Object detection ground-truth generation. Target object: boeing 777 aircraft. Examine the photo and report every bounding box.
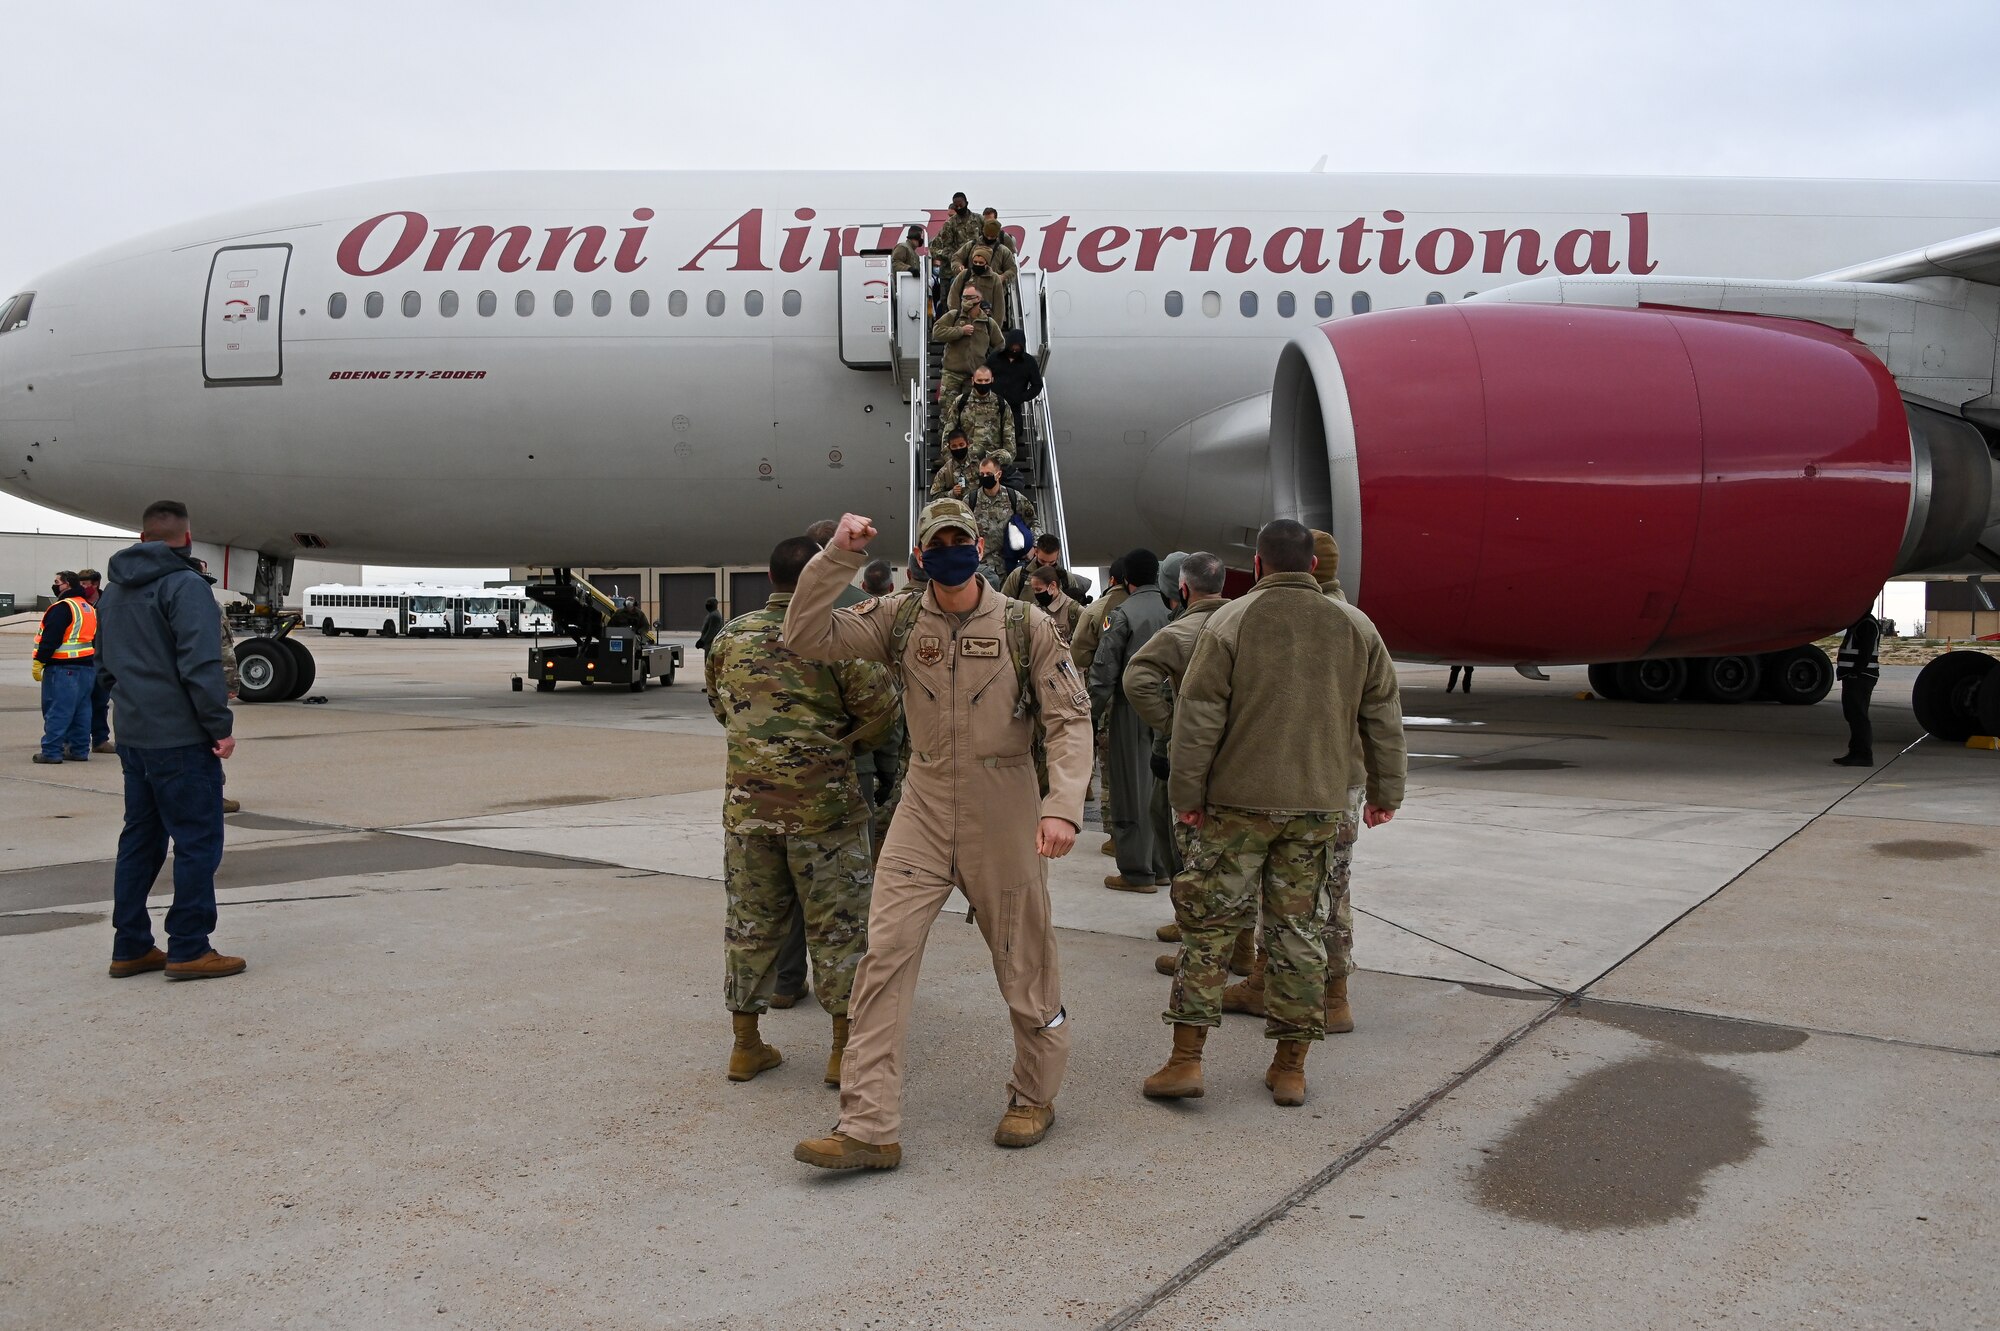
[3,170,1999,737]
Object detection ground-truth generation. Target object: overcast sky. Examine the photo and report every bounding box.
[3,0,1994,611]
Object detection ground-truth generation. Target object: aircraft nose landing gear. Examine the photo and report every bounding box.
[229,552,317,703]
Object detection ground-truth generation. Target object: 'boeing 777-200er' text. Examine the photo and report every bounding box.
[5,170,2000,735]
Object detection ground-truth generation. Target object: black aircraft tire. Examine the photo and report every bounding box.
[1615,657,1688,704]
[1690,654,1762,704]
[277,638,316,700]
[1586,663,1626,701]
[1912,650,1999,742]
[1763,646,1835,706]
[235,639,296,704]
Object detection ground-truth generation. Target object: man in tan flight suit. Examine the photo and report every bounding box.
[783,498,1094,1170]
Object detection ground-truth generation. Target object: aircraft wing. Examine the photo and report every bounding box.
[1814,224,2000,285]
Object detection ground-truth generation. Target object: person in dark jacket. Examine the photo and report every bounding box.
[33,570,97,763]
[985,328,1044,442]
[1834,611,1883,767]
[695,599,724,653]
[95,500,243,981]
[76,568,117,753]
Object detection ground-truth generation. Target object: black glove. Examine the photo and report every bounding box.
[1150,752,1171,781]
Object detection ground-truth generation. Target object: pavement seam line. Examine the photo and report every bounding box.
[1577,993,1999,1060]
[1569,734,1929,999]
[1351,904,1565,996]
[1096,997,1567,1331]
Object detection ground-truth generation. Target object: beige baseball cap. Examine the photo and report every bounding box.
[916,497,979,546]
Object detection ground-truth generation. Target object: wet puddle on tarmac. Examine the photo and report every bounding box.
[1870,839,1984,861]
[1472,1004,1806,1230]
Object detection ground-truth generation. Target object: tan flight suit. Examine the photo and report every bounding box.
[784,547,1094,1145]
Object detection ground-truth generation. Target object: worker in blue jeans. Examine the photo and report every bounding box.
[33,571,98,764]
[95,501,244,981]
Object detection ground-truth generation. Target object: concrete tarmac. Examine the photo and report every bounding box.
[2,632,1995,1330]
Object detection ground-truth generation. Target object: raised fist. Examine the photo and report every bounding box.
[833,513,877,553]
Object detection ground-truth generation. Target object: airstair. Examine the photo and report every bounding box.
[883,249,1070,572]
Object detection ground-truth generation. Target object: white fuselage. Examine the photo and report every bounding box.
[5,169,2000,565]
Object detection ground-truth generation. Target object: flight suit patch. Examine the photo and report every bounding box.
[855,598,878,615]
[959,637,1001,658]
[915,636,944,666]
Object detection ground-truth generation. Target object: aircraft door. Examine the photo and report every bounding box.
[203,243,291,383]
[837,252,893,369]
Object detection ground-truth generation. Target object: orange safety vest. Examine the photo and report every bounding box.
[37,596,97,661]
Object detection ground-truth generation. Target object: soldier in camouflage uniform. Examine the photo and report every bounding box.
[942,366,1017,460]
[705,536,899,1087]
[948,248,1009,326]
[933,195,983,277]
[970,455,1036,585]
[931,429,979,500]
[932,289,1006,407]
[1145,521,1404,1108]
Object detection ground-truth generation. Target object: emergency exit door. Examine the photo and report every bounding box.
[203,243,291,383]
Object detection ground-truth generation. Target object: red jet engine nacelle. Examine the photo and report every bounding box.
[1271,302,1923,664]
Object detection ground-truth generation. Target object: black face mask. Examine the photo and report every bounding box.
[973,383,991,394]
[950,449,968,463]
[972,264,988,274]
[1034,590,1055,608]
[980,473,999,489]
[51,584,63,597]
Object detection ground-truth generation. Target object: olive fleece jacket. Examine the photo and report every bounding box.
[1167,572,1405,815]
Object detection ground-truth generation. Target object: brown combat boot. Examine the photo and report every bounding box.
[1103,873,1158,894]
[1156,923,1182,943]
[1142,1023,1207,1099]
[1221,952,1267,1016]
[1325,975,1354,1034]
[794,1131,901,1170]
[1099,838,1118,857]
[163,950,246,981]
[108,947,166,979]
[824,1014,849,1086]
[727,1012,782,1082]
[1265,1039,1310,1106]
[1228,928,1256,976]
[994,1100,1055,1148]
[1154,952,1179,977]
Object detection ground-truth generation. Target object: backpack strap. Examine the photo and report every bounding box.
[886,592,926,695]
[1004,598,1036,721]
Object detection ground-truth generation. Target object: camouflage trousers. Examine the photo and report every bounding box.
[723,821,872,1016]
[1165,807,1338,1041]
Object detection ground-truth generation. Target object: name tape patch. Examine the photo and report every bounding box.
[959,637,1001,658]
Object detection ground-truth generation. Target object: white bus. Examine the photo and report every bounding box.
[455,591,507,637]
[302,583,452,637]
[501,586,556,635]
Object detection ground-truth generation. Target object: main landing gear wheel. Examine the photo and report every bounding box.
[1912,650,2000,742]
[234,639,296,704]
[1689,654,1762,704]
[1586,663,1626,700]
[1758,645,1834,706]
[1615,657,1688,704]
[276,637,316,700]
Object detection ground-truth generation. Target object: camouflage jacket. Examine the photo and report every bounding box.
[220,613,240,698]
[944,387,1016,458]
[953,236,1018,280]
[972,482,1036,571]
[705,593,899,835]
[891,241,921,273]
[931,454,978,499]
[934,211,983,269]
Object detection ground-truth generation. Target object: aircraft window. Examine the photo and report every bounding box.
[401,291,420,317]
[592,290,611,317]
[669,290,688,317]
[1425,291,1445,305]
[782,289,802,316]
[477,290,497,317]
[744,290,765,317]
[1314,291,1333,318]
[326,293,346,319]
[439,290,459,318]
[1201,290,1220,318]
[1240,291,1258,317]
[1464,290,1478,300]
[1277,291,1296,318]
[0,292,29,333]
[1164,290,1183,318]
[631,290,650,316]
[707,290,726,316]
[1351,291,1371,315]
[515,290,535,317]
[553,290,574,317]
[364,291,384,318]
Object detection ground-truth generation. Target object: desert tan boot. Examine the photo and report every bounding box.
[1324,975,1354,1034]
[1103,874,1158,894]
[1265,1039,1310,1107]
[1142,1023,1207,1099]
[1154,952,1179,977]
[1221,952,1266,1016]
[824,1014,849,1086]
[727,1012,782,1082]
[1156,923,1182,943]
[794,1131,901,1170]
[994,1100,1055,1148]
